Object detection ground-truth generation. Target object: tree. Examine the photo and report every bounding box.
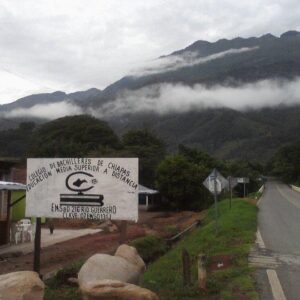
[28,115,120,157]
[178,144,223,171]
[0,122,36,157]
[156,155,212,210]
[122,129,166,187]
[272,141,300,184]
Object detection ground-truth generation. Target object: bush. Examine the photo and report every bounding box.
[46,260,84,288]
[142,199,258,299]
[163,225,179,238]
[130,235,168,263]
[45,260,85,300]
[156,155,211,210]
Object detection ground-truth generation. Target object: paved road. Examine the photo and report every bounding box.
[252,181,300,300]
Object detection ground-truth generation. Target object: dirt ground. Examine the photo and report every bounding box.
[0,210,205,277]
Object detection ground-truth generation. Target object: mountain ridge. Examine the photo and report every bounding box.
[1,30,300,109]
[1,30,300,161]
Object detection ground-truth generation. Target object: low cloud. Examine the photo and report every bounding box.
[92,78,300,118]
[131,47,258,76]
[4,78,300,120]
[5,101,84,119]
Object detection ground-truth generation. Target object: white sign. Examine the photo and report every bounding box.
[227,177,238,189]
[208,176,222,194]
[26,158,139,221]
[237,177,249,184]
[203,169,228,195]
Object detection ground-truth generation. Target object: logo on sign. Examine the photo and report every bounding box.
[60,171,104,206]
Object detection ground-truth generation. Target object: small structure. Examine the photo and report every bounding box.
[0,180,26,246]
[138,184,160,211]
[0,158,27,246]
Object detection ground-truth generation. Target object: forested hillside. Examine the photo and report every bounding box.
[1,31,300,162]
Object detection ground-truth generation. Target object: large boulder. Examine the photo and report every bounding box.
[78,244,146,287]
[115,244,146,273]
[0,271,45,300]
[80,279,159,300]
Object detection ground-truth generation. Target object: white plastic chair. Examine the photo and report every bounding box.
[19,219,31,226]
[19,219,33,242]
[14,224,22,244]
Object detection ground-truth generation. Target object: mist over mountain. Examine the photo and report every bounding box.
[0,88,102,112]
[1,30,300,161]
[94,30,300,103]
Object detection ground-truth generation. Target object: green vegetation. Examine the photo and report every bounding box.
[26,117,166,187]
[156,154,212,210]
[0,121,35,157]
[11,191,26,221]
[44,199,258,300]
[110,105,300,162]
[130,235,168,263]
[28,115,120,157]
[0,114,262,207]
[142,198,258,300]
[248,190,263,201]
[156,146,262,210]
[163,225,179,238]
[122,129,166,186]
[271,140,300,185]
[45,286,81,300]
[44,260,84,300]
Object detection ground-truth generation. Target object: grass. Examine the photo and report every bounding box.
[130,235,168,263]
[44,260,84,300]
[248,191,263,200]
[44,198,258,300]
[142,198,258,300]
[44,286,81,300]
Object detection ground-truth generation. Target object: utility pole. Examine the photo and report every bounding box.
[228,176,232,209]
[203,168,228,236]
[213,169,219,234]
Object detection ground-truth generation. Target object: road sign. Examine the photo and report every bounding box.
[227,176,238,189]
[203,168,228,235]
[237,177,249,184]
[227,176,239,209]
[26,158,139,221]
[203,169,228,195]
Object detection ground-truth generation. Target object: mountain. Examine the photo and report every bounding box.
[88,30,300,104]
[0,88,102,112]
[1,31,300,161]
[2,30,300,111]
[110,104,300,161]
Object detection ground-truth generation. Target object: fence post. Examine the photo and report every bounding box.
[119,220,127,244]
[198,253,207,289]
[182,248,191,286]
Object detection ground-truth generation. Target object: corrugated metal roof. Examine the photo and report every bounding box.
[0,157,21,163]
[0,181,26,191]
[138,184,158,195]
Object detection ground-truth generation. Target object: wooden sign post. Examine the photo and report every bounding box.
[33,217,41,275]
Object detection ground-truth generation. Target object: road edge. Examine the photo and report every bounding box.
[254,183,287,300]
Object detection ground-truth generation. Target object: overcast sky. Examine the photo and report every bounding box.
[0,0,299,104]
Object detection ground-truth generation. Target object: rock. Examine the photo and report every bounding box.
[67,277,79,286]
[80,279,159,300]
[115,244,146,273]
[0,271,45,300]
[108,223,118,233]
[98,220,118,232]
[78,244,146,287]
[98,220,111,229]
